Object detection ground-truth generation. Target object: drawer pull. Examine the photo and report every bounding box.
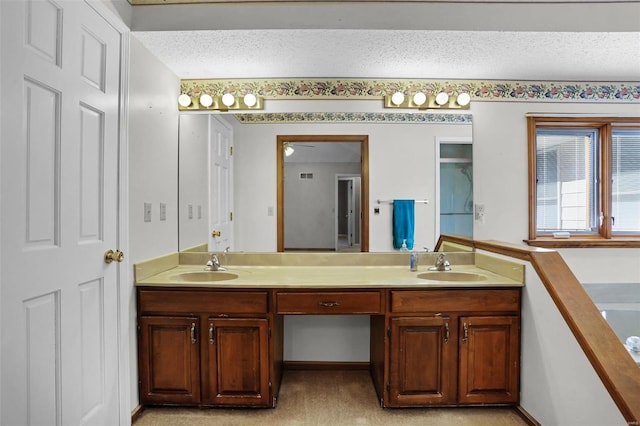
[462,322,469,343]
[209,324,215,344]
[444,322,449,343]
[190,322,197,344]
[319,301,340,307]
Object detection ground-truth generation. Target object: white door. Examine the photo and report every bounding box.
[347,179,354,246]
[1,1,123,424]
[208,116,234,252]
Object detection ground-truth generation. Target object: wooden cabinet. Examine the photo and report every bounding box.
[138,316,201,405]
[388,316,456,406]
[385,289,521,407]
[458,315,520,404]
[137,288,275,407]
[204,318,270,406]
[136,285,521,410]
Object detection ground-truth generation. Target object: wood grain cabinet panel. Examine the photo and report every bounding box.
[204,318,270,406]
[138,289,268,314]
[388,316,456,406]
[138,316,201,405]
[458,315,520,404]
[276,291,383,314]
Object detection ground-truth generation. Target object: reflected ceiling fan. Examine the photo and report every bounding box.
[283,142,315,156]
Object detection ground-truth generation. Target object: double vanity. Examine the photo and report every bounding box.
[135,250,524,409]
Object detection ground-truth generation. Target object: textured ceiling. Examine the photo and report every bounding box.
[130,1,640,82]
[134,29,640,81]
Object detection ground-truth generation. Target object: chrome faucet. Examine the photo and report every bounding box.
[205,253,226,271]
[430,253,451,271]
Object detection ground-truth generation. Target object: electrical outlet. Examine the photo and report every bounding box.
[475,203,485,222]
[144,202,152,222]
[188,204,193,219]
[267,206,274,216]
[159,203,166,221]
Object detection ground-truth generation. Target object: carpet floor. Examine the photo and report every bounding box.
[134,370,529,426]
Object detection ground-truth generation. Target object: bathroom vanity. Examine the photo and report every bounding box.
[135,252,523,409]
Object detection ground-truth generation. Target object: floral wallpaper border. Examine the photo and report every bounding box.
[235,112,472,125]
[181,79,640,103]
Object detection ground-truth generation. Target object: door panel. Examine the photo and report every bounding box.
[206,318,270,406]
[1,2,122,424]
[458,316,520,404]
[138,316,201,405]
[388,317,456,406]
[209,117,233,251]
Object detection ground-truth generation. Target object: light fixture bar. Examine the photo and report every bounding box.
[178,93,264,111]
[383,92,471,110]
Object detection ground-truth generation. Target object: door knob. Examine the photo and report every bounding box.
[211,230,221,237]
[104,249,124,264]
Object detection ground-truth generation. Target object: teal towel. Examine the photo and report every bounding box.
[393,200,415,249]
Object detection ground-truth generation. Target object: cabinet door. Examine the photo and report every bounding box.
[388,316,456,406]
[138,316,201,405]
[458,316,520,404]
[205,318,270,406]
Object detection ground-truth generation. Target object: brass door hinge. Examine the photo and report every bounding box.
[230,146,233,156]
[230,211,233,221]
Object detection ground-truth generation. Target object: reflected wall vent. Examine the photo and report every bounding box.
[299,172,314,180]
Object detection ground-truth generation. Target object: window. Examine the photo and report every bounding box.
[527,116,640,247]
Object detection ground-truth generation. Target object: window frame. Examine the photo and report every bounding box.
[526,115,640,248]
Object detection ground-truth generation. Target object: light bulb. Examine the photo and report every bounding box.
[222,93,235,107]
[199,94,213,107]
[284,144,294,156]
[435,92,449,106]
[412,92,427,106]
[391,92,405,106]
[456,92,471,107]
[243,93,257,107]
[178,94,192,107]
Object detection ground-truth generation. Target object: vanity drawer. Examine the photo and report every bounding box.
[390,289,520,313]
[138,289,269,314]
[276,291,383,314]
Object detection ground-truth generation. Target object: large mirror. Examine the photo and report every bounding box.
[178,113,473,253]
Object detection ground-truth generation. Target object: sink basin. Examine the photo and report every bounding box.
[172,271,238,282]
[417,271,487,282]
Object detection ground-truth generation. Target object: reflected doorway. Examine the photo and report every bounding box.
[336,175,361,252]
[435,138,473,238]
[277,135,369,252]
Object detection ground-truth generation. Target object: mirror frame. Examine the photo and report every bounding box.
[277,135,370,252]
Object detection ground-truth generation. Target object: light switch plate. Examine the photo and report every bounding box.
[197,205,202,219]
[188,204,193,219]
[159,203,166,221]
[144,202,152,222]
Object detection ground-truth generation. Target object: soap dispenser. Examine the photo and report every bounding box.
[410,250,418,272]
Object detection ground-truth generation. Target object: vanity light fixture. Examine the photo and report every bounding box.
[177,92,264,111]
[384,91,471,110]
[283,142,295,157]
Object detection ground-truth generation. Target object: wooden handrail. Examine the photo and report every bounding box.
[437,235,640,424]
